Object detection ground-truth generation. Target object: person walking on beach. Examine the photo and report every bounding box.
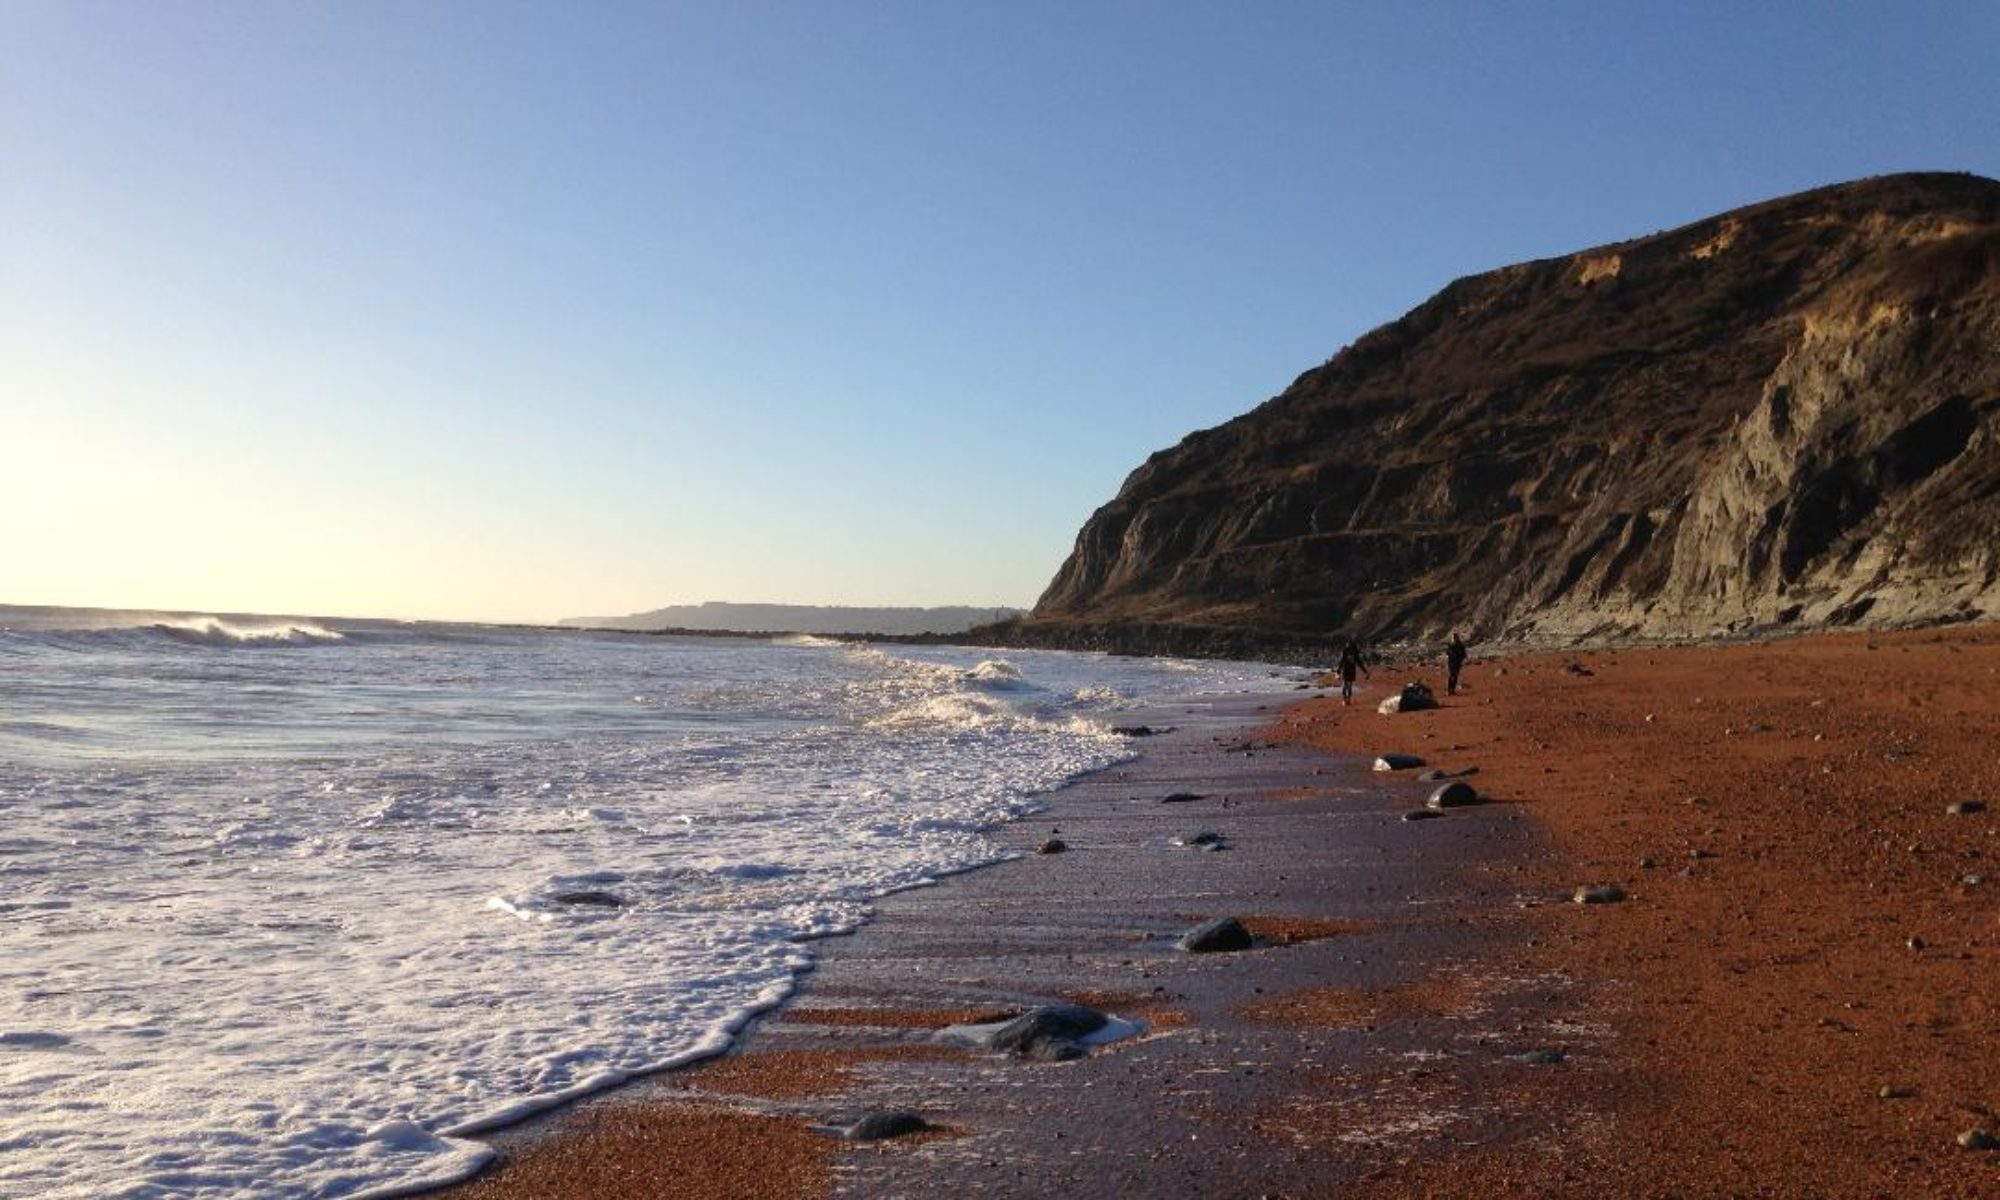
[1445,633,1468,696]
[1337,640,1369,706]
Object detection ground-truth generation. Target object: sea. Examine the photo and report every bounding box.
[0,606,1294,1199]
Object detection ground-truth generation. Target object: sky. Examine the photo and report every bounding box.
[3,3,1995,623]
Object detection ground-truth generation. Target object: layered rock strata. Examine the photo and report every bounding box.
[1026,173,1999,647]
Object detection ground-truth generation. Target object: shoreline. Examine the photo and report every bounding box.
[431,687,1541,1197]
[427,624,1998,1197]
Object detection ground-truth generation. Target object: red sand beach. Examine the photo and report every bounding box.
[435,626,1998,1198]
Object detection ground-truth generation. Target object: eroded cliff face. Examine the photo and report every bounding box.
[1028,173,1999,646]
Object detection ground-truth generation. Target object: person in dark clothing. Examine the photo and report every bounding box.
[1445,634,1468,695]
[1337,640,1369,706]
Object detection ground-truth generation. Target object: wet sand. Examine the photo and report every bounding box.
[434,690,1545,1197]
[435,627,1998,1198]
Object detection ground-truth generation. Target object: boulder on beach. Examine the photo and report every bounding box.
[1175,831,1226,848]
[1160,791,1206,804]
[1178,916,1254,953]
[1427,780,1480,809]
[1402,809,1444,822]
[1574,884,1627,905]
[1377,683,1438,715]
[843,1111,930,1141]
[1036,838,1068,855]
[1373,753,1426,771]
[982,1004,1110,1061]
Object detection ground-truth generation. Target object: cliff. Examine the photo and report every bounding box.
[1025,172,2000,648]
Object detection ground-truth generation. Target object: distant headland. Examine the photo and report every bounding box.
[559,601,1026,637]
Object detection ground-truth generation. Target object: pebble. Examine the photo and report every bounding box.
[1906,936,1926,951]
[1574,884,1626,905]
[1160,792,1206,804]
[1036,838,1067,855]
[1402,810,1443,822]
[1878,1085,1913,1099]
[1639,857,1657,869]
[1510,1048,1568,1065]
[1373,753,1426,772]
[983,1004,1109,1060]
[1178,917,1254,953]
[1946,800,1987,815]
[1959,1128,1999,1151]
[1427,781,1480,810]
[1175,831,1226,848]
[844,1112,930,1141]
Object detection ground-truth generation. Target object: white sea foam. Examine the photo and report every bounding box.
[0,613,1281,1199]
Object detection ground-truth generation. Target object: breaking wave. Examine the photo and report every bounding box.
[149,617,346,646]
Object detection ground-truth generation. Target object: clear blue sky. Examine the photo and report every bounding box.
[4,2,1994,622]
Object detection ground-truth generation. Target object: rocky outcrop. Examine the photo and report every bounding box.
[1024,173,1999,647]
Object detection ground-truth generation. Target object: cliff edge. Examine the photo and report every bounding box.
[1026,173,1999,648]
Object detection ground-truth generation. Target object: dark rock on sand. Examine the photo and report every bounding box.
[1958,1128,1999,1151]
[1378,683,1437,715]
[1945,800,1986,815]
[1373,753,1426,771]
[1178,917,1254,953]
[1160,791,1207,804]
[983,1005,1109,1061]
[1111,725,1164,737]
[1036,838,1068,855]
[1427,781,1480,809]
[1023,1037,1088,1062]
[1574,884,1627,904]
[1175,831,1226,848]
[1402,810,1444,822]
[551,890,625,908]
[844,1112,930,1141]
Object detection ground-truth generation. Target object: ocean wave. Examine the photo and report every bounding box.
[963,659,1028,688]
[2,615,348,652]
[149,617,346,646]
